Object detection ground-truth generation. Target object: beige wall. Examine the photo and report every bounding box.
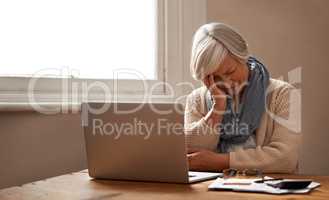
[208,0,329,174]
[0,112,86,189]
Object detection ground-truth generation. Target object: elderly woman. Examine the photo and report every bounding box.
[185,22,300,173]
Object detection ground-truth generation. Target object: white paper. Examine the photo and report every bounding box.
[208,177,321,194]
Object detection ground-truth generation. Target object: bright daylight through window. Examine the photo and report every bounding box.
[0,0,157,80]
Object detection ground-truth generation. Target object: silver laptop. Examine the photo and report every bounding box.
[82,102,221,183]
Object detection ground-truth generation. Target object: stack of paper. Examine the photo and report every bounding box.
[208,176,320,194]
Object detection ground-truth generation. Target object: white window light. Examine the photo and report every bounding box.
[0,0,157,80]
[0,0,206,105]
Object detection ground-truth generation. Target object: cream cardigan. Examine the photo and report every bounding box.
[184,78,301,173]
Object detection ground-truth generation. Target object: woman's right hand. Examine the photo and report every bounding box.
[202,75,228,127]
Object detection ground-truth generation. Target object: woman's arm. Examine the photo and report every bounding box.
[229,85,301,173]
[184,86,229,171]
[184,75,227,150]
[187,148,229,172]
[184,89,221,151]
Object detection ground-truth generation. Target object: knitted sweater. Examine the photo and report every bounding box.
[184,78,301,173]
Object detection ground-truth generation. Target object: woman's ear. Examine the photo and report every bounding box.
[202,75,210,87]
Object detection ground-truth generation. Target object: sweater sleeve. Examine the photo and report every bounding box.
[184,89,220,151]
[229,85,301,173]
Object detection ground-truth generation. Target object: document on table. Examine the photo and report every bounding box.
[208,176,320,194]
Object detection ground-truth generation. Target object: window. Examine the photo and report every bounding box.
[0,0,207,105]
[0,0,156,79]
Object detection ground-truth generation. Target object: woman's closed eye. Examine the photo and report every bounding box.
[224,66,237,75]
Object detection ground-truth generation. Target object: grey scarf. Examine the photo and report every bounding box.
[206,56,270,153]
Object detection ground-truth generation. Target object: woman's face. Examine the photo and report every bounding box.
[211,54,249,95]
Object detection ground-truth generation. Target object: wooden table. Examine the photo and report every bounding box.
[0,170,328,200]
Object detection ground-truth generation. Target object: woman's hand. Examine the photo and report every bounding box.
[187,148,229,172]
[202,75,228,127]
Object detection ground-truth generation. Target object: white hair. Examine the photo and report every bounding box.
[190,22,249,80]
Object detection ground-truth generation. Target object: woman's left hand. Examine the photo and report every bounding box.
[187,148,229,172]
